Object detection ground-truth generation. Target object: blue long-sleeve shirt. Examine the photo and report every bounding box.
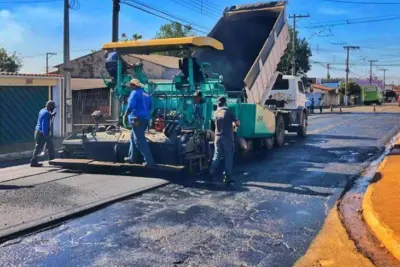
[126,88,152,121]
[35,108,51,136]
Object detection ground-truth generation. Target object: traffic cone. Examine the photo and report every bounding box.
[340,106,342,112]
[330,105,333,111]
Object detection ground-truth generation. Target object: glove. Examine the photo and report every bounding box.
[122,116,128,128]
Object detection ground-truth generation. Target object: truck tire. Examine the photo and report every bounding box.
[297,111,307,137]
[274,114,285,147]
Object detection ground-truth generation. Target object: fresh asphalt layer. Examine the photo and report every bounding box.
[1,112,399,267]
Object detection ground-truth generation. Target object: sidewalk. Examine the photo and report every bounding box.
[362,138,400,261]
[0,137,64,163]
[329,103,400,114]
[0,163,168,242]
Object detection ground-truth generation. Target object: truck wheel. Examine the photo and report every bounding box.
[274,114,285,147]
[297,111,307,137]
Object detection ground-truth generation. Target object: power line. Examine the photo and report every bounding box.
[306,16,400,28]
[325,0,400,4]
[121,1,209,34]
[126,0,210,30]
[167,0,220,18]
[21,48,96,59]
[306,14,400,25]
[191,0,224,14]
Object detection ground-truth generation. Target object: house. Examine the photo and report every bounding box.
[53,51,181,127]
[53,50,180,80]
[307,83,340,106]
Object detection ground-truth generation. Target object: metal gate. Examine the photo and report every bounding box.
[73,88,110,127]
[0,86,48,145]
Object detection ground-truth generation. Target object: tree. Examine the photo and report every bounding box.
[154,22,195,56]
[277,26,312,77]
[339,80,362,95]
[120,33,143,41]
[0,47,22,72]
[155,22,194,39]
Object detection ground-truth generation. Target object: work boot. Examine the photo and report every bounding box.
[143,162,156,168]
[124,157,134,164]
[30,161,43,167]
[223,175,235,185]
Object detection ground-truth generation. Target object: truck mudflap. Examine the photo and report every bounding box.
[49,159,185,172]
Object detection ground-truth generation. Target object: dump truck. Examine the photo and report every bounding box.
[50,1,308,174]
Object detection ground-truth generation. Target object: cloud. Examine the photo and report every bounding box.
[0,10,26,47]
[317,6,348,16]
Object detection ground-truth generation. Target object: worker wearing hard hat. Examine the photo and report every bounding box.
[30,100,56,167]
[209,96,240,185]
[123,79,155,167]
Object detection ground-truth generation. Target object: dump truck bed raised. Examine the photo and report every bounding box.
[194,1,289,105]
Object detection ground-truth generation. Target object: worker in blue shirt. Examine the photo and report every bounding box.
[30,100,56,167]
[123,79,155,167]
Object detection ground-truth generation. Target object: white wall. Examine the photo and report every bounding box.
[52,79,63,137]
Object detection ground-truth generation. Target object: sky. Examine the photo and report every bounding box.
[1,0,400,84]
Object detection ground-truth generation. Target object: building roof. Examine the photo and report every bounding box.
[71,78,107,90]
[312,83,334,92]
[71,78,176,91]
[0,72,62,77]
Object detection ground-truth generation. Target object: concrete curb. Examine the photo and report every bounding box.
[362,145,400,262]
[0,151,32,162]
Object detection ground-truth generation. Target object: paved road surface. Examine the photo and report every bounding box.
[1,113,399,267]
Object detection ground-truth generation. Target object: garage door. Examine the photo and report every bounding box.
[0,86,48,145]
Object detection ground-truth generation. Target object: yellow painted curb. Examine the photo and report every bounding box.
[362,158,400,262]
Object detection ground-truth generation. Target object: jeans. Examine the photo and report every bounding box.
[210,137,235,176]
[128,118,155,165]
[31,130,55,163]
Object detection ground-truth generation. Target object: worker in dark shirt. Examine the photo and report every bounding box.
[123,79,155,167]
[105,50,133,82]
[30,100,56,167]
[209,96,240,184]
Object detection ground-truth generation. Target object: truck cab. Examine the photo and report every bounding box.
[269,75,307,110]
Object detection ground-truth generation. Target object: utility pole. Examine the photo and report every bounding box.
[327,63,331,79]
[380,68,388,99]
[343,46,360,106]
[289,14,310,76]
[112,0,120,42]
[63,0,72,134]
[369,60,378,85]
[46,52,57,74]
[111,0,120,122]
